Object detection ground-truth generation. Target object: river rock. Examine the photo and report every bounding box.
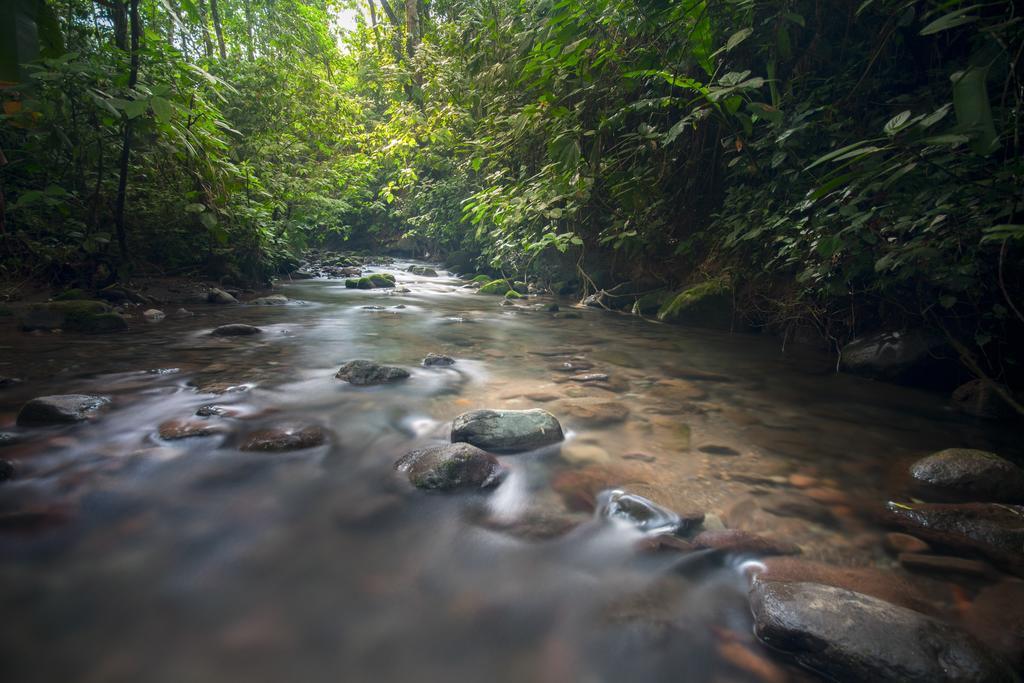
[240,425,327,452]
[207,288,238,304]
[596,488,694,535]
[394,443,505,490]
[423,353,455,367]
[407,265,438,277]
[559,399,629,426]
[749,580,1014,683]
[17,394,110,426]
[692,529,801,556]
[158,419,226,440]
[951,379,1017,419]
[910,448,1024,502]
[884,532,931,554]
[451,408,564,452]
[250,295,289,305]
[0,376,23,389]
[335,360,410,386]
[897,553,993,577]
[0,432,21,448]
[839,330,950,385]
[211,324,262,337]
[21,300,128,333]
[885,501,1024,576]
[0,460,14,481]
[143,308,166,322]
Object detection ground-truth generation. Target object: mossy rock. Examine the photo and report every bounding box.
[21,300,127,333]
[657,280,732,329]
[471,274,491,284]
[367,273,396,288]
[632,290,669,315]
[345,279,359,288]
[479,279,512,295]
[505,290,524,299]
[53,288,89,301]
[513,281,528,294]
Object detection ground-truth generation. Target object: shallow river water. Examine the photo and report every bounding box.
[0,262,1018,682]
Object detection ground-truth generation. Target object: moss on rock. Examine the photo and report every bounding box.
[657,279,732,329]
[479,279,512,295]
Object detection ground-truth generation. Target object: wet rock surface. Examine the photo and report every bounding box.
[909,448,1024,502]
[422,353,455,367]
[595,488,698,535]
[394,443,504,490]
[335,360,410,386]
[451,408,564,452]
[250,295,289,305]
[240,425,327,452]
[211,323,263,337]
[207,288,238,304]
[158,419,227,440]
[17,394,110,426]
[749,580,1014,683]
[885,501,1024,576]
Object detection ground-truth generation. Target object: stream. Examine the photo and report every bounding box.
[0,261,1019,682]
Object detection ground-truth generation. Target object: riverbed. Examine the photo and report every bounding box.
[0,261,1019,682]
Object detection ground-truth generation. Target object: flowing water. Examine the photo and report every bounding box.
[0,262,1017,682]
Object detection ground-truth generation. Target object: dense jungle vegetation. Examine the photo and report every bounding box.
[2,0,1023,394]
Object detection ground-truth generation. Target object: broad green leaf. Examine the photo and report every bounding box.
[150,96,172,124]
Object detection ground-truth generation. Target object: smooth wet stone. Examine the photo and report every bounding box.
[451,408,564,452]
[207,288,238,304]
[595,489,694,535]
[952,379,1016,419]
[211,324,262,337]
[560,442,611,465]
[569,373,609,383]
[195,404,241,418]
[0,376,23,388]
[143,308,165,322]
[394,443,504,490]
[250,295,289,305]
[0,432,21,448]
[691,529,800,556]
[885,501,1024,576]
[0,460,14,481]
[423,353,455,367]
[750,580,1014,683]
[335,360,410,386]
[158,419,226,440]
[560,399,629,426]
[17,394,110,426]
[752,557,937,615]
[240,425,327,452]
[910,449,1024,502]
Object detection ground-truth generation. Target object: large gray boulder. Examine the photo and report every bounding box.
[207,288,238,304]
[17,394,110,426]
[750,580,1014,682]
[395,443,505,490]
[451,408,563,452]
[910,449,1024,502]
[335,360,410,386]
[839,330,950,385]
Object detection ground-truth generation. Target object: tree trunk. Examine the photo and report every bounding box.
[243,0,255,60]
[113,0,141,264]
[405,0,419,58]
[198,0,214,59]
[210,0,226,59]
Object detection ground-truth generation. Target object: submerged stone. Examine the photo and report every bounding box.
[158,419,226,440]
[211,324,262,337]
[691,529,800,556]
[17,394,110,426]
[240,424,327,452]
[451,408,564,452]
[423,353,455,367]
[335,360,410,386]
[250,295,289,305]
[395,443,505,490]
